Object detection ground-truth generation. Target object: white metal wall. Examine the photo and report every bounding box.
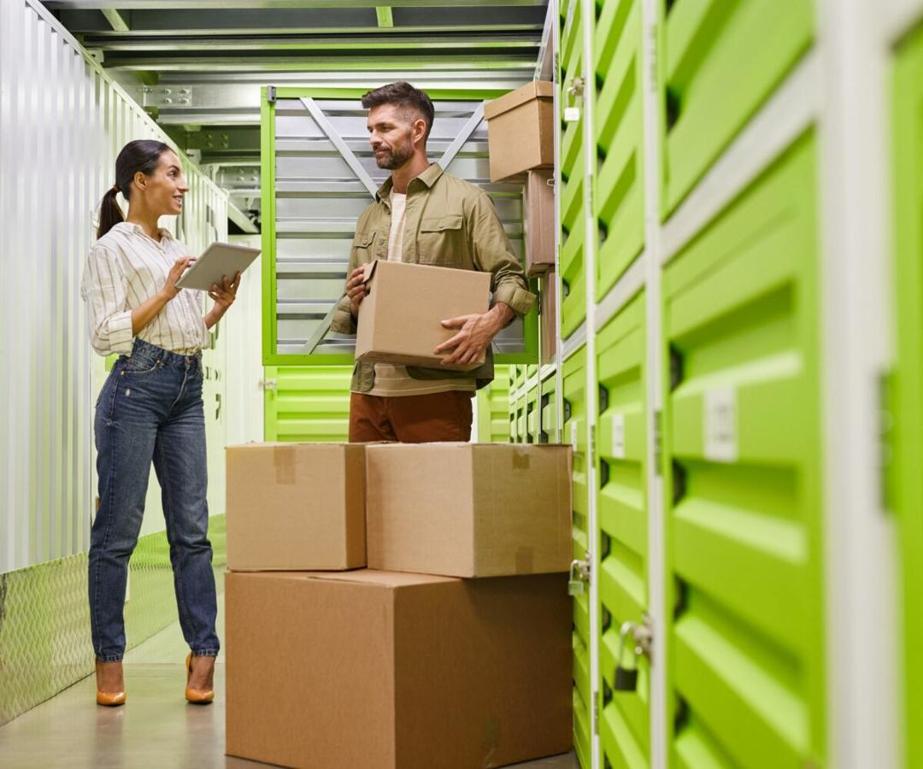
[0,0,228,572]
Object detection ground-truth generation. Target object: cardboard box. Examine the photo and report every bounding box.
[524,169,556,276]
[366,443,572,577]
[540,272,557,365]
[484,81,554,182]
[355,260,491,372]
[226,569,572,769]
[226,443,366,571]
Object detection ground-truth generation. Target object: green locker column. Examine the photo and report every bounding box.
[659,0,813,216]
[564,349,591,769]
[594,0,645,298]
[526,385,540,444]
[662,135,824,768]
[540,375,560,444]
[596,293,648,768]
[264,366,353,442]
[559,0,588,337]
[892,32,923,769]
[476,364,511,443]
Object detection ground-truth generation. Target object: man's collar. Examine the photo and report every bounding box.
[375,162,444,203]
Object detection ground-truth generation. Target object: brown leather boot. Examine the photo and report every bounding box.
[185,653,215,704]
[95,660,126,706]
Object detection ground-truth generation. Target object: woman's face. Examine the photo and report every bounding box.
[135,150,188,215]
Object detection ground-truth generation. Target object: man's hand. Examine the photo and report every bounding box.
[435,303,515,367]
[160,257,194,300]
[346,266,369,317]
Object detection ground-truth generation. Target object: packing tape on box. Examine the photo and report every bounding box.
[511,448,531,470]
[273,446,296,485]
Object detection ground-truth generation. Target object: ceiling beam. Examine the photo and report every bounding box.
[80,23,544,37]
[101,8,130,31]
[88,36,540,52]
[105,54,537,71]
[376,7,394,27]
[46,0,546,8]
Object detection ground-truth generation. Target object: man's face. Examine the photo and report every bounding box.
[367,103,423,170]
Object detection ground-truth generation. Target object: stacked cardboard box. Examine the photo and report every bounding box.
[225,441,574,769]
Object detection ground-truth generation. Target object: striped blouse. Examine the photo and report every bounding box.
[81,222,209,356]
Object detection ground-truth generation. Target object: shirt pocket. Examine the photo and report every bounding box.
[350,230,377,264]
[417,213,466,266]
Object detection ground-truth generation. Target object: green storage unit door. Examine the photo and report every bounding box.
[476,364,512,443]
[527,386,540,444]
[559,0,588,338]
[594,0,645,299]
[564,348,592,769]
[517,399,529,445]
[541,377,560,444]
[263,365,353,442]
[660,0,813,216]
[596,292,649,769]
[662,134,824,769]
[892,33,923,769]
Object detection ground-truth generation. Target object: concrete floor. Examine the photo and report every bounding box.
[0,592,578,769]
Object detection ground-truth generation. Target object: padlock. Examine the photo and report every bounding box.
[613,620,638,691]
[563,106,581,123]
[564,77,584,123]
[567,559,585,596]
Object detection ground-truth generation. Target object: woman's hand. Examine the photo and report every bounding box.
[160,256,194,300]
[208,272,241,311]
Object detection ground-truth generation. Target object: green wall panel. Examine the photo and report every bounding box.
[594,0,645,299]
[892,31,923,769]
[476,364,512,443]
[560,0,589,339]
[660,0,813,216]
[663,134,824,769]
[541,376,560,444]
[564,348,591,768]
[597,292,649,769]
[264,365,352,442]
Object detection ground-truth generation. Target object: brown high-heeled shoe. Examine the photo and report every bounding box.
[95,660,126,707]
[185,652,215,704]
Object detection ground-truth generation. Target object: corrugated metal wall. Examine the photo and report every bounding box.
[0,0,227,574]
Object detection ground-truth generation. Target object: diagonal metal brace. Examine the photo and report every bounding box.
[437,101,485,172]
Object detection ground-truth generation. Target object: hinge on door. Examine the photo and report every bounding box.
[653,409,663,475]
[592,694,600,735]
[878,369,895,514]
[267,85,277,104]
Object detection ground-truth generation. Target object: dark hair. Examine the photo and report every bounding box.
[361,81,435,141]
[97,139,172,239]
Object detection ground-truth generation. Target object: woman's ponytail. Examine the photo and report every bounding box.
[96,140,171,240]
[96,185,124,239]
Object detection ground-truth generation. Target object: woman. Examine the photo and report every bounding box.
[81,140,240,706]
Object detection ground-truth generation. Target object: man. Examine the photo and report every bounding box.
[331,81,535,442]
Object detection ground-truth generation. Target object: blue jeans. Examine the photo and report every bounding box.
[89,339,220,662]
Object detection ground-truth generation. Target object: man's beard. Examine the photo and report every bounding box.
[375,142,414,170]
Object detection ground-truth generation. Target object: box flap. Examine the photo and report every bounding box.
[484,80,554,120]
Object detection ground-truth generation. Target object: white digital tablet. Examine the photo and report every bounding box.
[176,242,261,291]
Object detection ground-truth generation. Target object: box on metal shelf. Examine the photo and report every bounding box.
[355,260,491,372]
[366,443,573,578]
[226,443,366,571]
[524,169,556,276]
[484,80,555,182]
[225,569,573,769]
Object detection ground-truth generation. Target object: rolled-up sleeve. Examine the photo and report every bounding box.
[80,243,134,356]
[470,193,536,317]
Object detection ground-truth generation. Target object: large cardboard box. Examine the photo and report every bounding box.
[226,443,366,571]
[484,81,554,182]
[524,169,555,276]
[226,569,572,769]
[366,443,572,577]
[355,260,491,372]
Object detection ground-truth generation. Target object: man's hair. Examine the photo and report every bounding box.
[361,81,435,141]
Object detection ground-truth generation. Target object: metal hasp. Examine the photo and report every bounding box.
[568,552,591,596]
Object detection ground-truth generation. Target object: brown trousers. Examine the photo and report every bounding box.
[348,391,473,443]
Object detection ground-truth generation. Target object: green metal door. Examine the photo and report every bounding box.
[559,0,588,338]
[892,32,923,769]
[659,0,813,216]
[594,0,645,299]
[597,292,648,768]
[263,365,352,442]
[564,348,591,769]
[476,364,512,443]
[541,375,560,444]
[662,134,824,768]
